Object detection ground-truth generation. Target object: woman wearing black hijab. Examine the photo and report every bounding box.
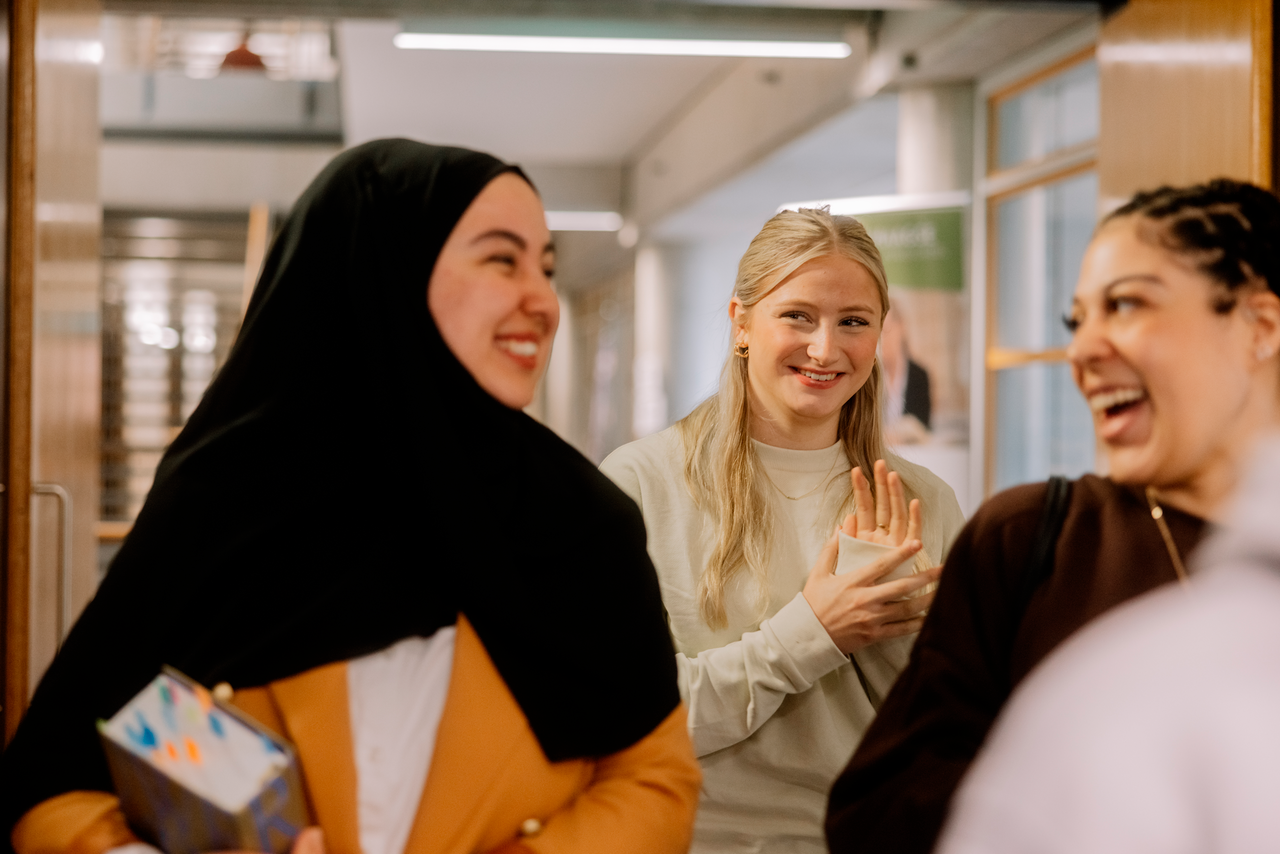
[0,139,700,854]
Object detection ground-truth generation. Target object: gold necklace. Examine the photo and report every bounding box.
[761,455,844,501]
[1145,486,1190,586]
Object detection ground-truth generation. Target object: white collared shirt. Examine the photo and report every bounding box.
[347,628,456,854]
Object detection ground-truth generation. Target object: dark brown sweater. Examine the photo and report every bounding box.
[825,475,1206,854]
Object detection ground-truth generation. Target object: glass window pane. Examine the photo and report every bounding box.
[996,58,1098,170]
[994,362,1095,492]
[995,170,1098,351]
[102,215,249,524]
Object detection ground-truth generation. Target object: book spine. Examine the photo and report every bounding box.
[236,763,308,854]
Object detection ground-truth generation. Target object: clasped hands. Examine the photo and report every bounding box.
[803,460,941,655]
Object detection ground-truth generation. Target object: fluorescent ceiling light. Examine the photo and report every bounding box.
[1097,41,1250,66]
[778,191,971,216]
[38,38,103,65]
[393,32,851,58]
[545,211,624,232]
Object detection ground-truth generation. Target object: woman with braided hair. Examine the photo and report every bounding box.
[826,178,1280,854]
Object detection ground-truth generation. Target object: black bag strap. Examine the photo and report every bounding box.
[1018,475,1073,610]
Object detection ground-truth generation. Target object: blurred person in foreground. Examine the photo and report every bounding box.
[938,433,1280,854]
[826,179,1280,853]
[601,208,966,854]
[0,139,700,854]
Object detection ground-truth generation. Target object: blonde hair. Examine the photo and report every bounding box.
[676,208,924,630]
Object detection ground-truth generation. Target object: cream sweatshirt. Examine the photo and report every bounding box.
[601,427,966,854]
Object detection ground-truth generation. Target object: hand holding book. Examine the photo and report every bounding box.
[211,825,325,854]
[98,669,312,854]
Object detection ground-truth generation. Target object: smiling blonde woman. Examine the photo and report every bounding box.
[601,208,965,854]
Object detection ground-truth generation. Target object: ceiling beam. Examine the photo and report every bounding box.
[628,42,868,226]
[104,0,867,21]
[103,0,1103,19]
[627,4,1093,227]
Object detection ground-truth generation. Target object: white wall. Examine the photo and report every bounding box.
[664,238,743,422]
[101,141,340,211]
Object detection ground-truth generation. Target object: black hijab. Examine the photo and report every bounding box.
[0,139,678,838]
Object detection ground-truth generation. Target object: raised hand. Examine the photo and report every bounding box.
[802,529,940,654]
[845,460,922,549]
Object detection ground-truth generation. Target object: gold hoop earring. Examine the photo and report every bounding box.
[734,344,749,358]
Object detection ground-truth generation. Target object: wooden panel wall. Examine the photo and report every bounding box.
[1099,0,1272,207]
[27,0,101,693]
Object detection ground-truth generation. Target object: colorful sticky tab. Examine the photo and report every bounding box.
[160,682,178,732]
[125,711,158,750]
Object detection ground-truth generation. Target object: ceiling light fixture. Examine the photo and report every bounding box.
[545,211,624,232]
[393,32,851,59]
[778,191,971,216]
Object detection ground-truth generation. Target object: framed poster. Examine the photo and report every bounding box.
[856,206,968,450]
[780,193,972,508]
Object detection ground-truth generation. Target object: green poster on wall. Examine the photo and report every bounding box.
[856,207,965,291]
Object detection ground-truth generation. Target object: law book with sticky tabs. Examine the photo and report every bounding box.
[97,667,310,854]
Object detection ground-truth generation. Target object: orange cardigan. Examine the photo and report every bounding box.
[13,617,700,854]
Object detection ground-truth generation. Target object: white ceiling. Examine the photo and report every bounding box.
[338,19,737,165]
[652,92,899,241]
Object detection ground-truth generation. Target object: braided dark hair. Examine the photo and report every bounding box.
[1104,178,1280,311]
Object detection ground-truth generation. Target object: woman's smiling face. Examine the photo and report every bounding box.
[427,173,558,409]
[732,253,883,445]
[1067,215,1271,493]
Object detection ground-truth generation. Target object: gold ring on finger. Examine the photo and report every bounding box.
[877,524,890,531]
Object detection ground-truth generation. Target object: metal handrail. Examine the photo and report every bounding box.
[33,483,72,646]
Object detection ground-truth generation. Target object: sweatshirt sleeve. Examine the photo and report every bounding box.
[603,441,847,757]
[680,516,964,757]
[676,592,848,757]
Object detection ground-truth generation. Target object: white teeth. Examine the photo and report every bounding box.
[498,339,538,357]
[1089,387,1146,413]
[799,369,838,382]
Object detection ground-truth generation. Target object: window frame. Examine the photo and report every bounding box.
[980,46,1099,495]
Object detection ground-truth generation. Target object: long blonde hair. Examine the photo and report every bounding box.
[676,208,919,630]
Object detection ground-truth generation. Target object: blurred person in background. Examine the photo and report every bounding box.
[879,297,932,446]
[826,179,1280,854]
[0,139,700,854]
[938,433,1280,854]
[602,208,966,854]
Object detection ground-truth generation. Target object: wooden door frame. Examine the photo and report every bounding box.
[4,0,36,744]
